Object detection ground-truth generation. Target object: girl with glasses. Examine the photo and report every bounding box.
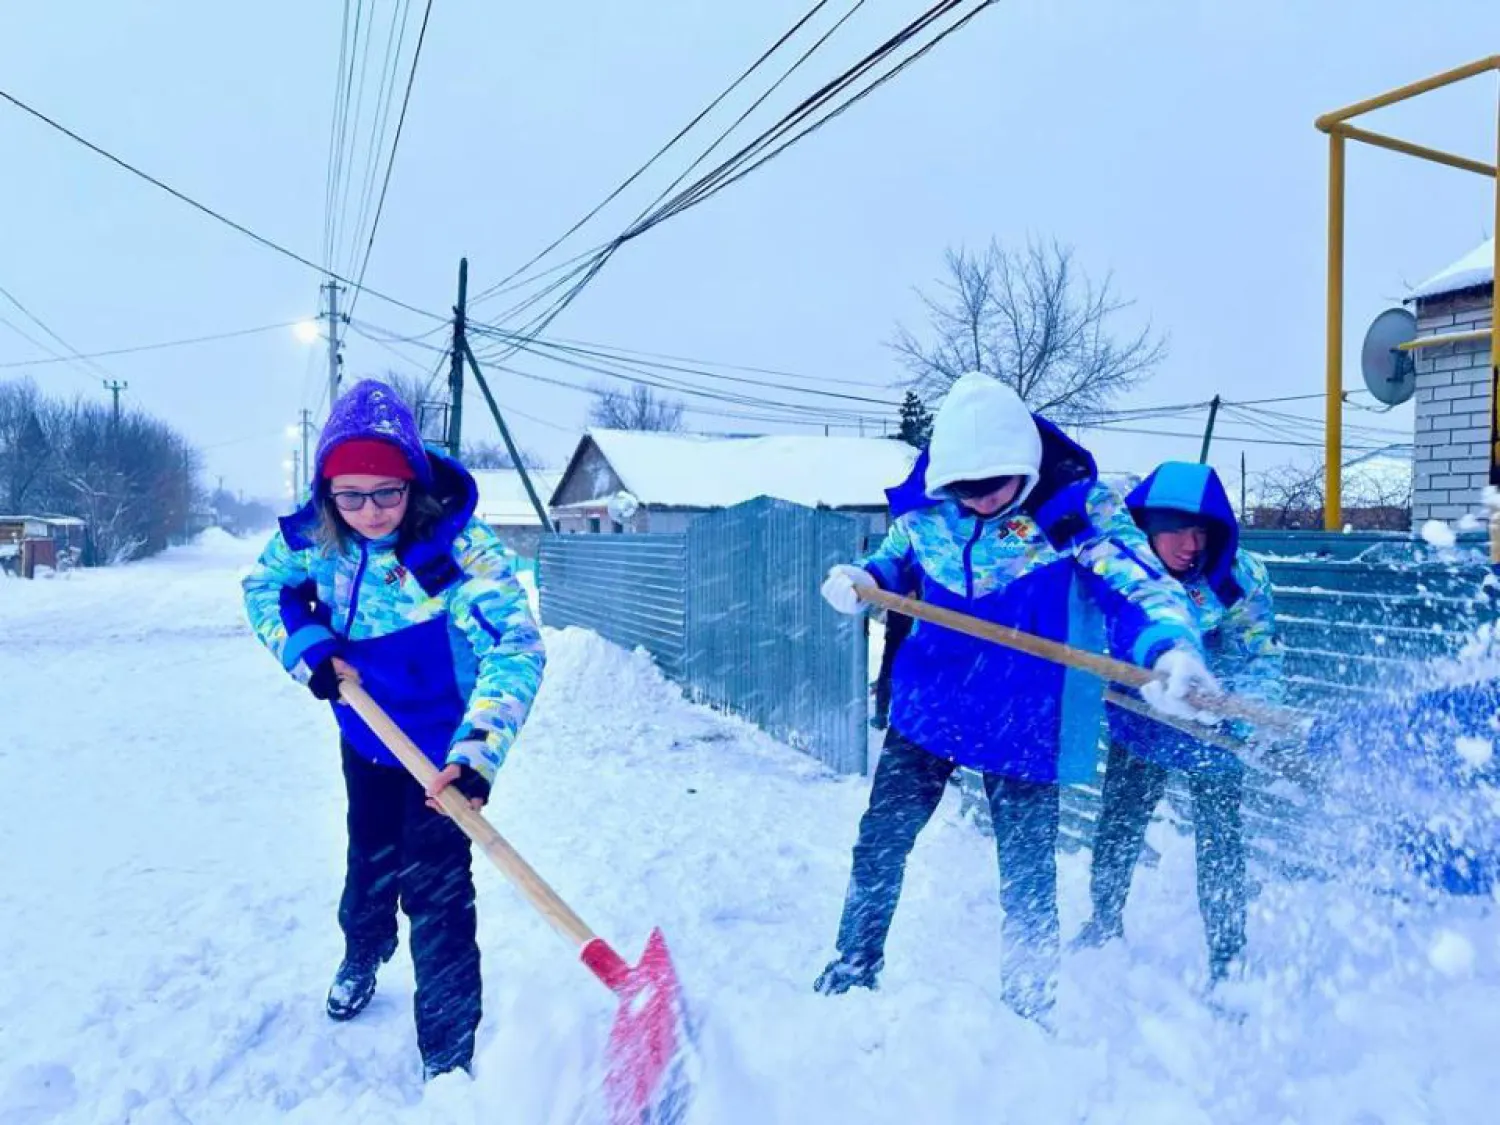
[241,379,546,1081]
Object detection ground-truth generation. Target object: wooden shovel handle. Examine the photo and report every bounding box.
[859,587,1304,735]
[339,681,598,949]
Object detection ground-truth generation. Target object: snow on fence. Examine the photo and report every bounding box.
[538,496,870,775]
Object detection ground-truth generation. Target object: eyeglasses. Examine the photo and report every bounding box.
[950,475,1017,500]
[331,484,409,512]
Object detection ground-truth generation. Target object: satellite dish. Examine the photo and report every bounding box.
[1360,307,1418,406]
[606,490,639,524]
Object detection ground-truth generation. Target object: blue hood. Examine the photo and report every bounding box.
[884,415,1097,523]
[1126,462,1242,602]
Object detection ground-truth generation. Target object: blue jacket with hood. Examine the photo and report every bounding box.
[1108,461,1284,771]
[860,374,1202,783]
[241,380,546,783]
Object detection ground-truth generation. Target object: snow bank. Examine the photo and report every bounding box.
[2,541,1498,1123]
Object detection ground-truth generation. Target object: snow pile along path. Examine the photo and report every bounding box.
[1,532,1498,1124]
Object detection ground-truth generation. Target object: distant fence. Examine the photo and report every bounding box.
[539,497,869,775]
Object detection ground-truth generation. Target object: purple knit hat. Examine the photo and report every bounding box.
[314,379,433,487]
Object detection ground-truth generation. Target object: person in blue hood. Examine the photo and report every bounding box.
[1076,461,1283,985]
[242,379,546,1079]
[815,374,1213,1020]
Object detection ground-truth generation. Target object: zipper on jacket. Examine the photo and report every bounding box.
[962,517,985,601]
[342,540,371,639]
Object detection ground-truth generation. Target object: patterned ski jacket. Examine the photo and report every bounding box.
[866,420,1202,784]
[1108,461,1283,771]
[242,382,544,782]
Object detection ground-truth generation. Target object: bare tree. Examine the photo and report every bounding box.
[891,238,1167,422]
[0,379,64,513]
[368,369,449,444]
[1249,461,1412,530]
[588,382,685,432]
[460,441,542,470]
[1250,464,1325,530]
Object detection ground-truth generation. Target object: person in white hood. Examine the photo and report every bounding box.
[816,372,1213,1020]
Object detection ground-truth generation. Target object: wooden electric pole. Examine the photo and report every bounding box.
[447,258,468,457]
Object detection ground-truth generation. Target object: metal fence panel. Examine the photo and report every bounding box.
[685,498,869,775]
[538,535,688,679]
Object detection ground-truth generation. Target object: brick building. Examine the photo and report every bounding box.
[1408,237,1495,524]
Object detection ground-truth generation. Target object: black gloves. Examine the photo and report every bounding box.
[452,765,492,805]
[307,656,343,702]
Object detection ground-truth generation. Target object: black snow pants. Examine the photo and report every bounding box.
[1089,738,1247,976]
[338,741,482,1074]
[833,730,1061,1017]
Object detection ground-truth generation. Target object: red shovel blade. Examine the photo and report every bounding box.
[581,928,694,1125]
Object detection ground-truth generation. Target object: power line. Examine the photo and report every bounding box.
[0,321,299,368]
[334,0,381,278]
[323,0,356,270]
[490,361,886,429]
[469,0,846,306]
[346,0,435,324]
[348,0,415,277]
[0,283,118,384]
[0,86,444,322]
[327,0,370,272]
[1077,420,1403,454]
[633,1,989,238]
[470,1,995,353]
[472,328,901,408]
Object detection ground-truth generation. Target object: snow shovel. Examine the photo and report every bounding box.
[857,587,1307,738]
[339,680,694,1125]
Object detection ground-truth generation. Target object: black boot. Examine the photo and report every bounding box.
[813,955,883,995]
[326,941,396,1022]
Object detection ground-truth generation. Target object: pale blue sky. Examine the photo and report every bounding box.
[2,1,1497,500]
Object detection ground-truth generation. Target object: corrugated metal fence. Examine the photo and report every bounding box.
[539,497,869,775]
[541,509,1498,881]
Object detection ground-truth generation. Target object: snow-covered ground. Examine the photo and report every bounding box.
[2,532,1498,1124]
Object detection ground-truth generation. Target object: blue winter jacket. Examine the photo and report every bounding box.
[1108,462,1284,772]
[863,422,1202,783]
[241,381,545,782]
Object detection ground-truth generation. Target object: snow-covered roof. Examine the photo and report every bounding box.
[571,430,920,509]
[1409,237,1494,301]
[472,469,561,526]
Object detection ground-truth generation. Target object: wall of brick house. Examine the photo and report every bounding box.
[1411,287,1494,524]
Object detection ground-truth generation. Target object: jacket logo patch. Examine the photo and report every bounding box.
[386,564,409,586]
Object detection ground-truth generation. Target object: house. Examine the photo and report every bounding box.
[0,515,87,577]
[472,468,562,559]
[547,430,921,536]
[1406,237,1495,524]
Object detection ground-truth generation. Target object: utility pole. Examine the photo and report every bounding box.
[300,408,313,495]
[447,258,468,456]
[104,380,128,425]
[1240,449,1248,521]
[1198,395,1222,463]
[322,279,344,408]
[462,340,554,533]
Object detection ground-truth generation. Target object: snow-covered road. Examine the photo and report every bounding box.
[1,532,1496,1124]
